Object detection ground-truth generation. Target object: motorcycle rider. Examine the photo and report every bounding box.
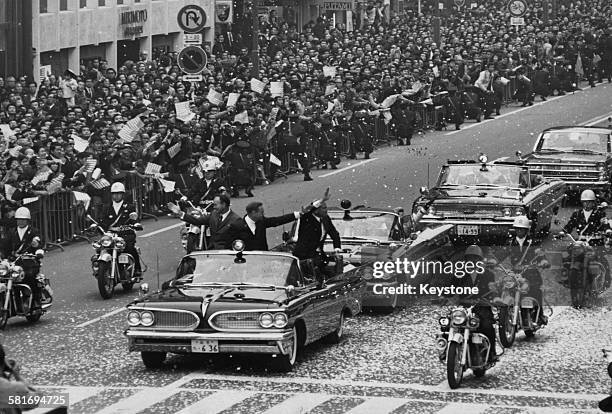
[496,216,548,325]
[451,245,498,363]
[5,207,43,312]
[100,182,142,277]
[563,189,609,241]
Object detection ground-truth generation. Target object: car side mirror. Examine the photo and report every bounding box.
[282,231,290,242]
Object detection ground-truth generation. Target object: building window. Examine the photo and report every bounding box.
[117,0,123,4]
[80,0,87,8]
[60,0,68,10]
[98,0,105,6]
[39,0,48,13]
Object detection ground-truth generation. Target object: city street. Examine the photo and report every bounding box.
[3,83,612,414]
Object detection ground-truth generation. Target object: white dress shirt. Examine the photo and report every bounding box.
[245,215,257,234]
[17,226,28,241]
[113,201,124,215]
[583,209,592,222]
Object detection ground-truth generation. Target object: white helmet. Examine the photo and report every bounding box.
[15,207,31,220]
[581,189,596,201]
[110,182,126,193]
[513,215,531,229]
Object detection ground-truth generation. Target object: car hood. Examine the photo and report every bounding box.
[524,152,605,163]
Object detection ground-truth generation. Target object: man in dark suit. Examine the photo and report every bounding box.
[168,194,242,250]
[101,182,142,277]
[232,201,302,251]
[6,207,44,311]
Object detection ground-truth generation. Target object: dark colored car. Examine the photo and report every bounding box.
[124,247,365,371]
[413,158,566,243]
[518,126,612,197]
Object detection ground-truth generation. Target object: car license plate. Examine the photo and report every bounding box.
[191,339,219,353]
[471,335,482,344]
[118,255,129,264]
[457,225,479,236]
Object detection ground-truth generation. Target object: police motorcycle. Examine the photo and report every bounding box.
[175,190,215,252]
[489,255,551,347]
[88,215,143,299]
[554,203,612,308]
[0,251,52,329]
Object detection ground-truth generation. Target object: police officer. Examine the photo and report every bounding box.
[563,189,608,241]
[101,182,142,277]
[352,110,373,159]
[6,207,43,311]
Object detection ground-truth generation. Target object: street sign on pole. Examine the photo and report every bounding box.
[507,0,527,17]
[177,5,207,33]
[177,46,207,75]
[182,74,203,82]
[510,17,525,25]
[184,33,203,46]
[454,0,465,7]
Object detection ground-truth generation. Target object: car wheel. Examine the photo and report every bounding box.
[324,311,345,344]
[141,351,166,369]
[273,326,298,372]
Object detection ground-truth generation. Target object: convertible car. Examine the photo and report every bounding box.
[413,157,566,243]
[517,126,612,197]
[124,241,365,371]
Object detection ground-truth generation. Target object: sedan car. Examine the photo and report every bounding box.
[125,243,365,371]
[518,126,612,197]
[413,157,566,243]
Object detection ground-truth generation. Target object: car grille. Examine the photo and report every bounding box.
[435,206,500,218]
[528,163,600,180]
[151,310,199,330]
[210,312,261,330]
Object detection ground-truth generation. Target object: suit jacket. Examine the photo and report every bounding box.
[232,213,297,251]
[6,226,42,257]
[292,212,341,260]
[563,208,606,236]
[182,210,242,250]
[454,269,495,303]
[101,202,138,231]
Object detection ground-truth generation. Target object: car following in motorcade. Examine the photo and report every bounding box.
[517,126,612,197]
[124,241,365,371]
[413,156,566,243]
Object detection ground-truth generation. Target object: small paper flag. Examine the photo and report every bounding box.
[73,191,91,211]
[269,154,282,167]
[250,78,266,94]
[144,162,162,175]
[167,142,182,158]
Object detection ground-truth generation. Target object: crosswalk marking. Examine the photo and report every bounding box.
[261,393,331,414]
[92,387,181,414]
[175,390,255,414]
[344,396,409,414]
[67,386,102,405]
[435,402,489,413]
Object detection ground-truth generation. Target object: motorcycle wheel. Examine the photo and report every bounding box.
[97,262,114,299]
[497,306,516,348]
[122,282,134,292]
[473,367,486,377]
[446,342,464,389]
[0,297,8,330]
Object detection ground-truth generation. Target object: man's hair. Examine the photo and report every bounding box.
[216,194,231,207]
[246,201,263,214]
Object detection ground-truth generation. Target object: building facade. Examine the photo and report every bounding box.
[32,0,214,79]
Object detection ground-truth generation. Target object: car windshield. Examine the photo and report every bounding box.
[537,131,609,153]
[176,254,294,286]
[328,212,401,241]
[439,165,529,188]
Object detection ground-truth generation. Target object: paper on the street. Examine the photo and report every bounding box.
[207,89,224,106]
[323,66,337,78]
[4,184,16,201]
[72,135,89,153]
[144,162,162,175]
[269,153,282,167]
[167,142,182,158]
[73,191,91,211]
[23,197,39,205]
[227,93,240,108]
[234,111,249,124]
[250,78,266,94]
[175,101,195,122]
[270,81,284,97]
[158,178,176,193]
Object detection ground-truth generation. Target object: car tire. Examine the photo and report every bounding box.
[323,311,345,344]
[272,326,298,372]
[141,351,166,369]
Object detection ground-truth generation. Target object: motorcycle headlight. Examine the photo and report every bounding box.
[259,312,274,328]
[11,266,24,281]
[439,316,450,327]
[503,275,516,289]
[127,310,141,326]
[273,313,288,328]
[0,264,8,277]
[140,311,154,327]
[100,236,113,248]
[115,239,126,250]
[451,309,467,325]
[519,281,529,293]
[502,207,512,217]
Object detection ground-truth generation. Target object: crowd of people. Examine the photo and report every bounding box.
[0,0,610,226]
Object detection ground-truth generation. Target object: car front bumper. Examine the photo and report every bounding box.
[126,330,295,355]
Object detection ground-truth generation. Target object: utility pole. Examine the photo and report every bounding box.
[250,0,260,78]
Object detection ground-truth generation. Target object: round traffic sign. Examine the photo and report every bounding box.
[454,0,465,7]
[177,5,207,33]
[177,46,208,75]
[508,0,527,17]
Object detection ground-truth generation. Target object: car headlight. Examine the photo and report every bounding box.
[273,313,288,328]
[439,316,450,327]
[451,309,467,325]
[100,236,112,248]
[519,281,530,293]
[428,206,437,215]
[140,311,154,327]
[502,207,512,217]
[127,310,141,326]
[503,275,516,289]
[259,312,274,328]
[514,207,526,216]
